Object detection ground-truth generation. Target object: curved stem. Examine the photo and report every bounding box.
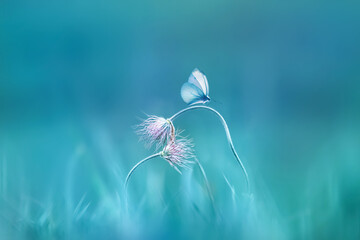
[124,153,161,191]
[195,157,220,221]
[169,105,250,193]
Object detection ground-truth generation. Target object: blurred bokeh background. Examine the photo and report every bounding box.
[1,0,359,239]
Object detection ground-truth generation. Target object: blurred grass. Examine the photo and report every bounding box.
[1,111,359,239]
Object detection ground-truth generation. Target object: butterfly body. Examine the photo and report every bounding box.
[181,69,210,105]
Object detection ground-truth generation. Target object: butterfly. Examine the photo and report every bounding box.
[181,68,211,105]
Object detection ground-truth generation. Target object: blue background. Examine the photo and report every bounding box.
[0,0,359,239]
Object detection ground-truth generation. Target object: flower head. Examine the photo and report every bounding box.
[160,137,194,173]
[136,115,175,149]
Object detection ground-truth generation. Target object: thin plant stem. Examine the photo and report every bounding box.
[124,153,161,191]
[194,157,220,222]
[124,153,161,213]
[169,105,250,193]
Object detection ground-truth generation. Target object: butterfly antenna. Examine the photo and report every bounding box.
[211,98,223,105]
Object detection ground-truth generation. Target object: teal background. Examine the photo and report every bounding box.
[1,1,359,239]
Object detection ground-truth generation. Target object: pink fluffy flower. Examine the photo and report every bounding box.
[136,115,174,149]
[160,137,194,173]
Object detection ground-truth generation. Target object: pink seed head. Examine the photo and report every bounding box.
[161,137,194,173]
[136,115,172,149]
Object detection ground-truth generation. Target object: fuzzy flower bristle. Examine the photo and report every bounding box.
[160,137,194,173]
[136,115,174,149]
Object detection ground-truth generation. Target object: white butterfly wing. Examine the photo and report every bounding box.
[181,82,206,105]
[188,68,209,96]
